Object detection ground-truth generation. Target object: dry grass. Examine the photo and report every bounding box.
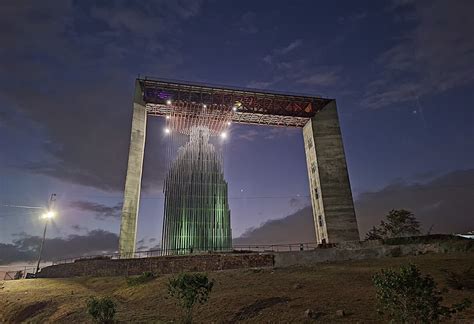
[1,252,474,323]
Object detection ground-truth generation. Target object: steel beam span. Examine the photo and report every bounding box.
[141,77,333,128]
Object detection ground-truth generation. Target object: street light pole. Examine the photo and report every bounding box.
[35,193,56,275]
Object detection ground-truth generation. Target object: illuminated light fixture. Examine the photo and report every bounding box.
[227,121,231,126]
[220,132,227,139]
[166,99,172,105]
[42,211,55,219]
[232,106,237,111]
[166,115,170,119]
[203,104,207,108]
[164,128,170,134]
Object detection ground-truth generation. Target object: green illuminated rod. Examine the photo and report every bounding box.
[161,126,232,254]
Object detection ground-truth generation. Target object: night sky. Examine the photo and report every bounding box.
[1,0,474,264]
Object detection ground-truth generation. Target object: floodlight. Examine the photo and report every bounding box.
[42,211,55,219]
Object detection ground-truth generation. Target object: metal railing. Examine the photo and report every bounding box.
[0,266,37,280]
[51,242,320,266]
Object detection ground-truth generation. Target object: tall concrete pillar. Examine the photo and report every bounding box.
[119,81,147,257]
[303,100,359,244]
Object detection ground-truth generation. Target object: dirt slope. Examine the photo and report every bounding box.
[1,252,474,323]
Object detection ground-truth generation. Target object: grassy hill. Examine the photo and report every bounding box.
[1,252,474,323]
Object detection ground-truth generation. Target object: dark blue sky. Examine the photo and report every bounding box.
[1,0,473,254]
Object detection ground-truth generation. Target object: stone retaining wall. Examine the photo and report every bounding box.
[37,238,473,278]
[37,253,274,278]
[273,241,472,267]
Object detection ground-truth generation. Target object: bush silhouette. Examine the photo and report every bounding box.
[86,296,116,323]
[373,264,471,322]
[168,272,214,323]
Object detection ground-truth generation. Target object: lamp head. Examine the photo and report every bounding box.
[42,211,55,219]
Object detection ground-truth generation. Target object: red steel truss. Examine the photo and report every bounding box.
[140,77,333,129]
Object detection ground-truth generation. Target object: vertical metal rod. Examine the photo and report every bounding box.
[35,193,56,274]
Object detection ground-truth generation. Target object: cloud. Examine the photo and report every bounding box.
[263,40,303,66]
[0,230,118,265]
[363,0,474,108]
[233,169,474,244]
[251,54,341,93]
[233,206,316,245]
[0,1,202,192]
[246,80,274,89]
[237,129,260,141]
[235,126,299,142]
[355,169,474,236]
[69,201,122,220]
[238,11,258,34]
[275,40,303,55]
[296,69,340,87]
[71,224,88,232]
[288,196,310,210]
[338,12,368,24]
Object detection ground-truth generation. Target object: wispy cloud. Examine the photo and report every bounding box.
[296,69,340,87]
[263,39,303,65]
[69,201,122,220]
[1,229,118,265]
[236,127,299,142]
[275,39,303,55]
[355,169,474,236]
[337,11,368,24]
[71,224,88,232]
[363,0,474,108]
[238,11,258,34]
[0,1,202,192]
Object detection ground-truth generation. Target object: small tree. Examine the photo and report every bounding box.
[366,209,421,240]
[168,273,214,323]
[86,296,116,323]
[365,225,386,240]
[373,264,471,323]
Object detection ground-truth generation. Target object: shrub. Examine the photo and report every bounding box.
[126,271,157,286]
[442,267,474,290]
[366,209,420,240]
[86,296,116,323]
[168,272,214,323]
[373,264,471,323]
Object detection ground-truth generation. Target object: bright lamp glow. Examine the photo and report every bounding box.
[164,128,170,134]
[42,211,55,219]
[166,115,170,119]
[227,121,231,126]
[166,99,172,105]
[203,104,207,108]
[220,132,227,139]
[232,106,237,111]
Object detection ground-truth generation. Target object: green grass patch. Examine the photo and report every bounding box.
[126,271,157,286]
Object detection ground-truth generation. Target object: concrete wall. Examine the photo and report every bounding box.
[119,81,148,257]
[303,100,359,244]
[273,242,465,267]
[37,253,274,278]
